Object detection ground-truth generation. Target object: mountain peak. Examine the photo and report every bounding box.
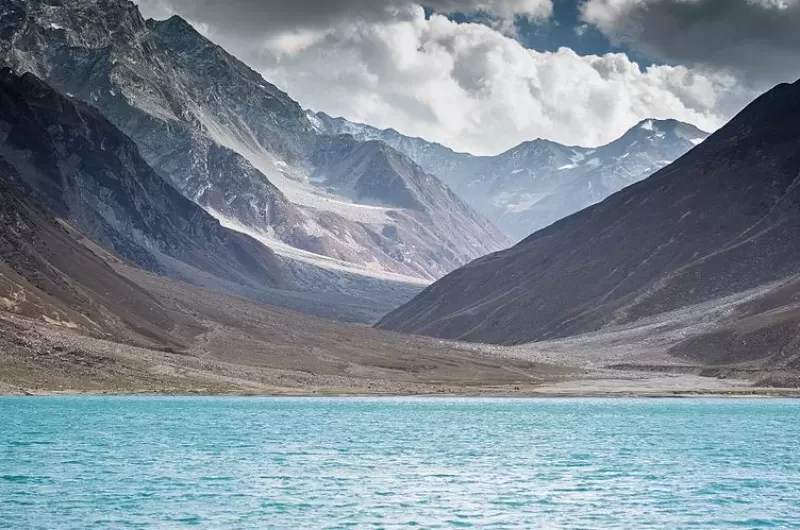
[630,118,706,136]
[158,13,197,32]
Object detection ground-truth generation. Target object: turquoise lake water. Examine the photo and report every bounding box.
[1,397,799,529]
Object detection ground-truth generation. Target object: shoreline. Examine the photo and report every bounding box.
[3,388,800,399]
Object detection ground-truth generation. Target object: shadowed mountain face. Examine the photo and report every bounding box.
[311,112,708,241]
[0,69,284,291]
[378,79,800,364]
[0,172,184,347]
[0,0,507,281]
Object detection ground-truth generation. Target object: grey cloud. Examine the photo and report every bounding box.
[136,0,412,37]
[581,0,800,89]
[136,0,551,38]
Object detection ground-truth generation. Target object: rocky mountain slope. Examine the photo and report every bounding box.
[378,78,800,368]
[311,112,708,241]
[0,163,562,394]
[0,0,507,281]
[0,71,796,391]
[0,69,426,323]
[0,69,283,291]
[1,161,796,393]
[0,171,793,393]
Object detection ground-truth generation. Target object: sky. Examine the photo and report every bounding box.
[135,0,800,155]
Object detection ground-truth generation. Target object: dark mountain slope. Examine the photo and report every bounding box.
[0,174,182,347]
[0,69,283,290]
[378,79,800,361]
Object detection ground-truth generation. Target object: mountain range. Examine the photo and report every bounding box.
[0,69,284,288]
[378,77,800,371]
[1,0,799,393]
[311,112,708,241]
[0,118,551,394]
[0,0,507,289]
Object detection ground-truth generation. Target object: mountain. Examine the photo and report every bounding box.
[0,148,557,395]
[310,112,708,241]
[0,173,184,348]
[0,0,507,282]
[0,68,283,291]
[310,136,501,271]
[0,69,428,324]
[378,79,800,368]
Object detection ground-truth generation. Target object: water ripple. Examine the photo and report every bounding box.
[1,397,799,529]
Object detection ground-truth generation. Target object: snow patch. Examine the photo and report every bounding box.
[204,206,429,286]
[191,106,392,225]
[305,111,323,132]
[569,150,586,164]
[42,315,78,329]
[584,157,601,169]
[493,192,548,214]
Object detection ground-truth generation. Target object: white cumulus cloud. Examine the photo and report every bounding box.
[136,0,751,155]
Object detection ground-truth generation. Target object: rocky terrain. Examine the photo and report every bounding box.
[1,263,796,395]
[1,258,794,395]
[378,78,800,372]
[1,135,791,394]
[0,142,556,394]
[312,112,708,241]
[1,0,799,395]
[0,69,283,289]
[0,68,428,323]
[0,0,507,284]
[0,139,794,395]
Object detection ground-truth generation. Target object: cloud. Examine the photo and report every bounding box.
[136,0,749,155]
[136,0,553,37]
[580,0,800,88]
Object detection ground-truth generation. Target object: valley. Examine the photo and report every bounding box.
[0,0,798,396]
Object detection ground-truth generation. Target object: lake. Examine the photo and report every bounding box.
[1,397,798,529]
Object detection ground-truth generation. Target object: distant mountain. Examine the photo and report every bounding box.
[0,0,507,282]
[310,112,708,241]
[378,79,800,367]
